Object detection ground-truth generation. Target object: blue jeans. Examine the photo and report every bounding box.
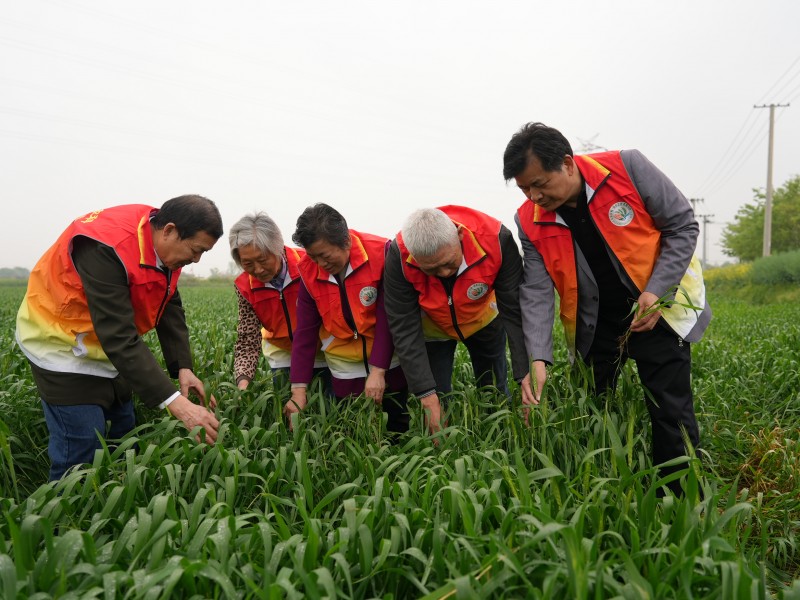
[41,400,136,481]
[426,318,510,397]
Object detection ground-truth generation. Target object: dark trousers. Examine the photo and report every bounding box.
[375,389,411,437]
[426,318,510,397]
[333,365,410,438]
[273,366,333,399]
[41,399,136,481]
[585,318,700,496]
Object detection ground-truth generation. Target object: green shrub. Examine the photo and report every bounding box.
[751,249,800,285]
[705,256,800,305]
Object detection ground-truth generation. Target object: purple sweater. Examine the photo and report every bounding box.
[289,275,403,397]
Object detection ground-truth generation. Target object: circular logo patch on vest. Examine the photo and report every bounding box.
[466,282,489,300]
[608,202,634,226]
[359,286,378,306]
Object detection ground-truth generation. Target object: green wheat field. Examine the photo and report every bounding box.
[0,284,798,599]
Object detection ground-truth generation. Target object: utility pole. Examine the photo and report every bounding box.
[754,103,790,256]
[689,198,711,267]
[697,213,715,268]
[689,198,703,213]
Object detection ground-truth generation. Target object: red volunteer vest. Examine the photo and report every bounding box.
[396,205,501,340]
[297,230,387,362]
[517,151,661,351]
[234,247,304,353]
[17,204,180,375]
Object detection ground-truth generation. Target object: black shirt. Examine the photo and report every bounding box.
[557,188,635,325]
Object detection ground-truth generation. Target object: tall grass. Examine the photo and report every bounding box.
[0,285,798,598]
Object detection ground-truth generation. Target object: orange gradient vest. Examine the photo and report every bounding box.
[235,247,304,353]
[297,230,387,371]
[518,151,702,353]
[16,205,180,377]
[396,205,501,341]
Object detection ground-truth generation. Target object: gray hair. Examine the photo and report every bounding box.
[229,212,285,267]
[401,208,459,258]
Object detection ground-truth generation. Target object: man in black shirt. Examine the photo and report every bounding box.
[505,122,711,495]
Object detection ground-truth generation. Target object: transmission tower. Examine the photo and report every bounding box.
[577,134,607,153]
[689,197,704,212]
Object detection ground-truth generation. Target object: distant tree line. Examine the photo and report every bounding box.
[722,175,800,261]
[0,267,29,279]
[0,264,241,283]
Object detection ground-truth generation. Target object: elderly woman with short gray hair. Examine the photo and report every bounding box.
[229,211,328,392]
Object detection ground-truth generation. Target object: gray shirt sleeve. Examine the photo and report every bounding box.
[515,212,555,365]
[494,226,529,381]
[620,149,699,299]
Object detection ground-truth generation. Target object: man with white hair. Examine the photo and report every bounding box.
[384,205,532,435]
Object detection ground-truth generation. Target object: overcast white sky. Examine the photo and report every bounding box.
[1,0,798,276]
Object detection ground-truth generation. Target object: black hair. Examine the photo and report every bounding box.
[151,194,223,240]
[292,203,350,249]
[502,122,574,180]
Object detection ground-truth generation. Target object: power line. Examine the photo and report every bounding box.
[695,111,766,197]
[755,53,800,105]
[695,53,800,198]
[769,68,800,102]
[783,80,800,105]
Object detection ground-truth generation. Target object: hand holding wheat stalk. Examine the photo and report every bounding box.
[618,284,702,354]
